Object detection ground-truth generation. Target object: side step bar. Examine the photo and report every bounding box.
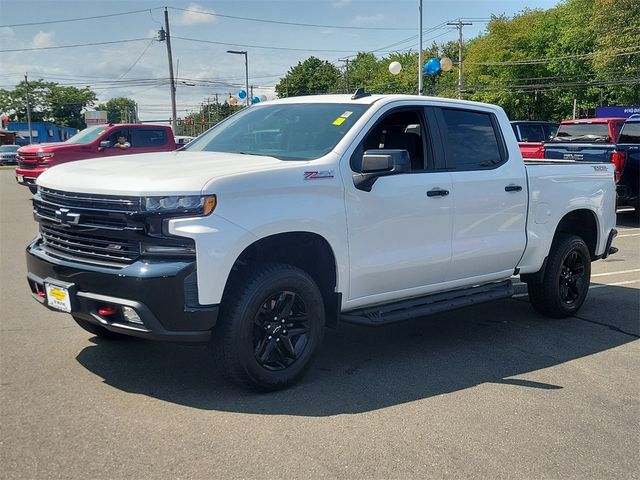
[341,280,514,326]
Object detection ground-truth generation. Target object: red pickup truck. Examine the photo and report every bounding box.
[16,124,177,193]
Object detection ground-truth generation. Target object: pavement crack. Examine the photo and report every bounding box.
[572,315,639,339]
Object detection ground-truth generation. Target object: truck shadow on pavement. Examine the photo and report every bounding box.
[75,287,639,417]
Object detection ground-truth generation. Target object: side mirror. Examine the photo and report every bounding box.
[353,149,411,192]
[98,140,112,151]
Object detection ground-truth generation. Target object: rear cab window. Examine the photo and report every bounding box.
[618,121,640,144]
[436,108,506,170]
[132,129,168,147]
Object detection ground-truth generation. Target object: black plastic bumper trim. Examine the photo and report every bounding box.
[26,241,218,343]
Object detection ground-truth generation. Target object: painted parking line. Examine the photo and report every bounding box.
[512,268,640,287]
[617,233,640,238]
[513,279,640,298]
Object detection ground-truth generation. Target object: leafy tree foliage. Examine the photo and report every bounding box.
[95,97,138,124]
[0,80,97,129]
[275,0,638,121]
[275,57,343,96]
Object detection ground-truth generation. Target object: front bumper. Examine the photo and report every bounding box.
[26,239,218,343]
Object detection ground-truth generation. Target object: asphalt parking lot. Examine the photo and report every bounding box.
[1,169,638,479]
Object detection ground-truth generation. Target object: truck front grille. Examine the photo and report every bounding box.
[33,188,194,268]
[41,225,139,265]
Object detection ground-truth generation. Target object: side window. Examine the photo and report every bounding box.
[439,108,505,170]
[545,124,558,140]
[352,109,430,172]
[518,124,545,142]
[107,130,128,144]
[132,129,167,147]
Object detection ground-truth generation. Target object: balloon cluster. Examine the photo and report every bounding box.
[227,91,268,106]
[388,56,454,77]
[423,56,454,75]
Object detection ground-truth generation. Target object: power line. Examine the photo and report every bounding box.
[171,35,363,54]
[0,8,160,28]
[117,40,155,80]
[0,38,152,53]
[470,45,640,65]
[167,6,416,31]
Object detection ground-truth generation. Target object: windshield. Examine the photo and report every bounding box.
[553,123,609,141]
[184,103,370,160]
[0,145,19,152]
[618,122,640,143]
[65,126,109,144]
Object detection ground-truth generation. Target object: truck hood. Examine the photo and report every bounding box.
[36,151,297,196]
[19,142,75,152]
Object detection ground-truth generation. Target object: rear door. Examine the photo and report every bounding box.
[433,107,527,282]
[130,128,170,153]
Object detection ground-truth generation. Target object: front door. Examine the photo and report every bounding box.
[343,106,453,307]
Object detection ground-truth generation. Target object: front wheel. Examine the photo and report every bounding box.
[211,263,325,391]
[526,234,591,318]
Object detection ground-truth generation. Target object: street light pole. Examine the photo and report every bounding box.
[227,50,249,107]
[418,0,423,95]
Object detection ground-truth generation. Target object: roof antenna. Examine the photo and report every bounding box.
[351,87,371,100]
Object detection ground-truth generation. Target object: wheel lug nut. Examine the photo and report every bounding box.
[281,319,285,323]
[276,338,280,342]
[268,336,272,340]
[283,330,287,334]
[273,317,277,321]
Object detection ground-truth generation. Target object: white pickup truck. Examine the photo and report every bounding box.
[26,93,618,390]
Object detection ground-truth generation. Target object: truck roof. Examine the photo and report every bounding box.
[560,118,625,124]
[266,94,506,111]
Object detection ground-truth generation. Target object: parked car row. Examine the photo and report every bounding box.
[0,144,20,165]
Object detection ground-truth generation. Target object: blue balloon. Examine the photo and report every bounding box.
[424,58,441,75]
[251,96,260,104]
[238,90,247,99]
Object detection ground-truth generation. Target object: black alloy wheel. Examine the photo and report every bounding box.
[558,249,586,305]
[253,291,310,371]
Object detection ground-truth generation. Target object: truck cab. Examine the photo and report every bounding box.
[16,124,177,192]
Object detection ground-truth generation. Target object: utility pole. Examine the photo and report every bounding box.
[418,0,423,95]
[162,8,178,132]
[447,19,472,99]
[24,74,33,144]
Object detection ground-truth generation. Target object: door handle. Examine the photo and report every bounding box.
[427,188,450,197]
[505,184,522,192]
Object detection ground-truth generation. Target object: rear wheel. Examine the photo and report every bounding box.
[73,316,126,339]
[526,234,591,318]
[211,263,325,391]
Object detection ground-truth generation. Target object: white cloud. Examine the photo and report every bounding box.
[332,0,351,8]
[352,14,385,26]
[0,27,16,42]
[175,3,217,26]
[32,31,55,48]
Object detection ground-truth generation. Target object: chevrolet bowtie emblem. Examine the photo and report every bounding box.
[55,208,81,226]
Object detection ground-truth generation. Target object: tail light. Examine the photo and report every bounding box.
[532,144,545,159]
[610,150,626,183]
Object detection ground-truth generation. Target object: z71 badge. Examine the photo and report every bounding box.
[304,170,335,180]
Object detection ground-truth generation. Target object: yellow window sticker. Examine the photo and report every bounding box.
[332,117,346,126]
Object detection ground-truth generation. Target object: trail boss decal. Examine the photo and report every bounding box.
[304,170,335,180]
[592,165,608,172]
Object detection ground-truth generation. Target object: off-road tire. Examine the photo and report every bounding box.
[526,234,591,318]
[211,263,325,391]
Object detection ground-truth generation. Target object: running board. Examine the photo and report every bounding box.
[341,280,514,326]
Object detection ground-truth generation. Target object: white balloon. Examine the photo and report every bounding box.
[440,57,453,72]
[259,95,267,102]
[388,61,402,75]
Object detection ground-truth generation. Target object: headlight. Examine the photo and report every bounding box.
[142,195,216,215]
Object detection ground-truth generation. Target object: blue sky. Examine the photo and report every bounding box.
[0,0,561,121]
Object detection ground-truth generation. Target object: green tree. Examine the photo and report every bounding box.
[0,79,97,128]
[275,56,343,97]
[95,97,137,124]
